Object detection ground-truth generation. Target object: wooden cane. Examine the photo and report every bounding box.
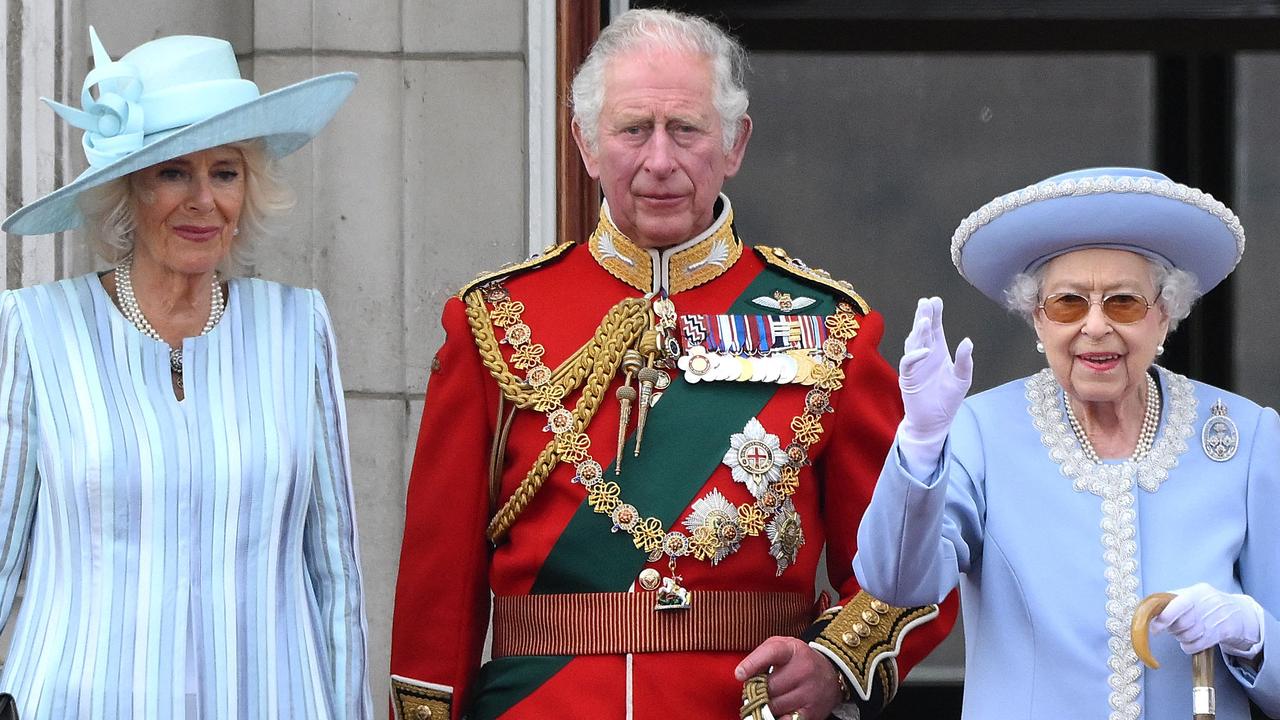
[1133,592,1215,719]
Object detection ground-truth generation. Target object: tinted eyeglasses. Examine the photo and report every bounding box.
[1038,292,1154,324]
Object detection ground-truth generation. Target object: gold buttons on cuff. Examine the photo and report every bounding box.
[853,621,871,638]
[841,631,860,647]
[861,609,880,626]
[639,568,661,591]
[869,599,889,614]
[410,706,432,720]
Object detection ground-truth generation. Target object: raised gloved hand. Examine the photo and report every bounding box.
[898,297,973,477]
[1150,582,1266,659]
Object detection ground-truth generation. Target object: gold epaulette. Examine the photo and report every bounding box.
[456,241,576,299]
[753,245,871,315]
[807,591,939,706]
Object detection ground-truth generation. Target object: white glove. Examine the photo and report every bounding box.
[1150,582,1266,659]
[897,297,973,478]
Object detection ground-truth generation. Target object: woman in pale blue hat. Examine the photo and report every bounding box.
[852,168,1279,719]
[0,29,370,718]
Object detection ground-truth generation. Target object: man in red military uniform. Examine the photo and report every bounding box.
[390,8,955,719]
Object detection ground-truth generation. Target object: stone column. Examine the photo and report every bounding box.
[253,2,531,715]
[2,0,78,289]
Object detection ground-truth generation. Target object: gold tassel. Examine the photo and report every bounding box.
[615,350,643,474]
[633,329,661,456]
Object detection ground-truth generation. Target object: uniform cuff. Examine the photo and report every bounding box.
[805,591,938,711]
[391,675,452,720]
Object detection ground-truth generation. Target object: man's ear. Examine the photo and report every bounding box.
[572,120,601,180]
[722,114,753,178]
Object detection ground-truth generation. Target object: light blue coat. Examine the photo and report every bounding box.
[0,274,371,719]
[854,367,1280,720]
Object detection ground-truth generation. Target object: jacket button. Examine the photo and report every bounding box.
[639,568,661,591]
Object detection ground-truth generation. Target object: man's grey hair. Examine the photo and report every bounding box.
[570,8,749,153]
[1004,255,1200,331]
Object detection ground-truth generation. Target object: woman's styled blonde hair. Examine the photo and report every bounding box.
[77,139,294,271]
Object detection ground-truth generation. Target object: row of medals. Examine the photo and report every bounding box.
[681,346,833,385]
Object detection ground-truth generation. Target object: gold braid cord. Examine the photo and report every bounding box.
[465,283,650,543]
[739,673,774,720]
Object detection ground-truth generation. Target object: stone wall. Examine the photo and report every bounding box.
[2,1,537,714]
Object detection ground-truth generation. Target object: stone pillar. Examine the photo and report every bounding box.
[252,2,531,714]
[2,0,78,289]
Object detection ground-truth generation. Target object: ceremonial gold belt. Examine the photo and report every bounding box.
[490,590,813,657]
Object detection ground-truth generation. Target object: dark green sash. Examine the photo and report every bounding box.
[471,266,836,718]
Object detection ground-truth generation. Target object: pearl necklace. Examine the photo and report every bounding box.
[1064,373,1160,464]
[115,254,225,387]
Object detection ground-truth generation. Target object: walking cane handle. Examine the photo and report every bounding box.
[1133,592,1176,669]
[1132,592,1215,718]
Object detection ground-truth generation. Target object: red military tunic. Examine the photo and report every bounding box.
[390,197,957,719]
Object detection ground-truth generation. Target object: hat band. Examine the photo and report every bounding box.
[140,80,259,134]
[950,174,1246,273]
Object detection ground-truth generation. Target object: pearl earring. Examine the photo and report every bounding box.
[1036,341,1045,354]
[232,227,240,237]
[1156,344,1165,356]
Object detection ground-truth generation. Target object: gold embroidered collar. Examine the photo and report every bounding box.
[588,195,743,295]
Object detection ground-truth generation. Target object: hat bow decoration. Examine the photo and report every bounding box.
[44,29,146,167]
[43,27,259,168]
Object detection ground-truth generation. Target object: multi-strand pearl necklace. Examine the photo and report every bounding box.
[115,254,225,387]
[1064,373,1160,464]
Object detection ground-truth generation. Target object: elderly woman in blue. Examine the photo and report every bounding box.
[853,167,1279,719]
[0,30,370,718]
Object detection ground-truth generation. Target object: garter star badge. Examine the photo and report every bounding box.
[684,490,743,565]
[1202,398,1239,462]
[723,417,788,498]
[766,500,804,575]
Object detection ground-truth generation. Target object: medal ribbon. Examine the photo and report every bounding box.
[680,313,831,355]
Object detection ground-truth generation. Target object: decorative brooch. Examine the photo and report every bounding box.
[1202,398,1239,462]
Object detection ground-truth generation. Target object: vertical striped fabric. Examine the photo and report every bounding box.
[0,273,371,719]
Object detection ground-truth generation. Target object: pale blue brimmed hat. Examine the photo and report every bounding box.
[2,28,357,236]
[951,167,1246,302]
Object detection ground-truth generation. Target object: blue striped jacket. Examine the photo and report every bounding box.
[0,274,371,718]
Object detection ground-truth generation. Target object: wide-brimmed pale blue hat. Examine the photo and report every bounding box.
[2,28,357,236]
[951,167,1246,302]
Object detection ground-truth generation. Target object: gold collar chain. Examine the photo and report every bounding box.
[475,277,863,579]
